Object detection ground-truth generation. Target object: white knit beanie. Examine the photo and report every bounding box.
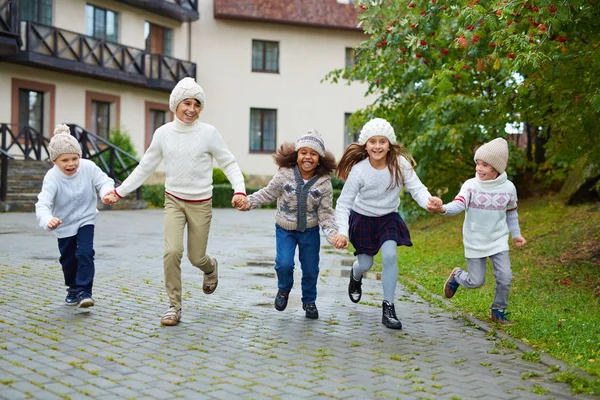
[295,129,326,157]
[358,118,397,145]
[48,124,81,161]
[474,137,509,174]
[169,77,205,113]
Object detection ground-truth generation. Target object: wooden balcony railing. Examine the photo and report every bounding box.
[0,0,21,55]
[115,0,199,22]
[7,21,196,91]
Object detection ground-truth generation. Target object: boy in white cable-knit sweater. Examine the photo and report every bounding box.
[36,124,115,308]
[106,77,246,326]
[427,138,527,325]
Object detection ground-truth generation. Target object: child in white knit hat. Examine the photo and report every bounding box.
[236,129,345,319]
[335,118,442,329]
[35,124,115,308]
[106,77,247,326]
[427,137,527,325]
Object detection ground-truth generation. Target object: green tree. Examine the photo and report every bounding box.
[326,0,600,199]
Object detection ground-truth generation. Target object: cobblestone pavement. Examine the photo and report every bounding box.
[0,209,594,399]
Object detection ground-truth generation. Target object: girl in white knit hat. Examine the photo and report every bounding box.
[335,118,441,329]
[427,137,527,325]
[36,124,115,308]
[236,129,345,319]
[106,77,247,326]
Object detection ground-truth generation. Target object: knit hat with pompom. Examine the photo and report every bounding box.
[295,128,326,157]
[48,124,81,161]
[474,137,509,174]
[169,77,205,113]
[358,118,397,145]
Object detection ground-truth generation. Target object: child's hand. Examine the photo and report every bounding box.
[427,197,444,213]
[513,236,527,247]
[232,195,250,211]
[333,234,348,249]
[102,192,119,205]
[47,217,62,230]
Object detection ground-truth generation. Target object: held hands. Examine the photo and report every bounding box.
[513,236,527,247]
[332,234,348,249]
[102,192,120,205]
[47,217,62,230]
[427,196,444,213]
[232,194,250,211]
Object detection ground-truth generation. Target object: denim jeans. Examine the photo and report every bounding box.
[57,224,95,296]
[457,251,512,310]
[274,224,320,304]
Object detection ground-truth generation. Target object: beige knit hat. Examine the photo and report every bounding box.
[295,129,326,157]
[474,137,509,174]
[358,118,397,145]
[48,124,81,161]
[169,77,205,113]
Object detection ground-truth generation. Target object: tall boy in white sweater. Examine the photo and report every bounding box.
[107,77,246,326]
[427,138,527,325]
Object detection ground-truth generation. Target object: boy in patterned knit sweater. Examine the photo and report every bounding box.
[427,138,527,325]
[236,130,345,319]
[106,77,247,326]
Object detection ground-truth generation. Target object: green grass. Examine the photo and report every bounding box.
[371,196,599,380]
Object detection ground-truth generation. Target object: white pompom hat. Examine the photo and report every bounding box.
[169,77,205,113]
[358,118,397,145]
[48,124,81,161]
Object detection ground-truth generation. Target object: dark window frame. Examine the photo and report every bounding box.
[249,108,277,153]
[20,0,52,25]
[252,39,280,73]
[85,4,119,42]
[344,112,359,149]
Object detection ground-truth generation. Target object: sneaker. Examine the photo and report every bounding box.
[274,290,289,311]
[443,267,461,298]
[65,289,78,306]
[382,300,402,330]
[302,303,319,319]
[203,258,218,294]
[77,293,95,308]
[491,309,514,325]
[160,306,181,326]
[348,267,362,303]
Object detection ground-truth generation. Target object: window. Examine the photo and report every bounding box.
[86,91,120,140]
[20,0,52,25]
[145,101,171,150]
[249,108,277,152]
[145,21,172,56]
[252,40,279,73]
[11,78,55,138]
[85,4,118,42]
[345,47,355,68]
[344,113,359,149]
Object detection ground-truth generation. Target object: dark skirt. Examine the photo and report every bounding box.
[348,210,413,256]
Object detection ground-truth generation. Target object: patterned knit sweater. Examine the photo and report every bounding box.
[248,166,338,243]
[115,117,245,200]
[442,172,522,258]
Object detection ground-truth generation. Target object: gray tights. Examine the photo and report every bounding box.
[352,240,398,303]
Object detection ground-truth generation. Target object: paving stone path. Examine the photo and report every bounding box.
[0,209,594,399]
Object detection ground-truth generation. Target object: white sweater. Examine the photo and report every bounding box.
[116,118,245,200]
[442,172,521,258]
[335,157,432,237]
[35,159,114,238]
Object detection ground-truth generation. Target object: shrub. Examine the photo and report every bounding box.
[93,129,138,183]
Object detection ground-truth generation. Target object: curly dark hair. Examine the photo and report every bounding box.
[336,142,416,189]
[273,142,337,177]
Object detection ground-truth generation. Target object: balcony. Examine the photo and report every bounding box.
[0,0,21,55]
[115,0,198,22]
[2,21,196,92]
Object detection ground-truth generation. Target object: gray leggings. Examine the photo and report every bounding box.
[352,240,398,303]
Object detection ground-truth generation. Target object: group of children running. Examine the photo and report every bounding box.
[35,77,526,330]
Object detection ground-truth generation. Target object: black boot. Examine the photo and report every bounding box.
[348,268,362,303]
[382,301,402,330]
[302,303,319,319]
[274,290,289,311]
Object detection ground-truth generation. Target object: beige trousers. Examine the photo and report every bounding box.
[163,194,215,309]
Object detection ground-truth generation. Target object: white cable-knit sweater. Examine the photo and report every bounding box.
[35,159,114,238]
[335,157,432,237]
[115,118,245,200]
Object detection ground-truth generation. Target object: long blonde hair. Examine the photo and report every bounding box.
[336,141,416,190]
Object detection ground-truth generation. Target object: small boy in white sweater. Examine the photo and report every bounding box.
[428,138,527,325]
[36,124,115,308]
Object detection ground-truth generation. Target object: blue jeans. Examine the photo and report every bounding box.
[274,225,320,304]
[57,225,95,296]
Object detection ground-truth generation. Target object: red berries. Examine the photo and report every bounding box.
[558,36,568,43]
[507,53,515,59]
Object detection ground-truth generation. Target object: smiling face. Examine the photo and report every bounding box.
[475,159,499,181]
[365,136,390,168]
[54,153,80,176]
[175,98,201,124]
[296,147,320,179]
